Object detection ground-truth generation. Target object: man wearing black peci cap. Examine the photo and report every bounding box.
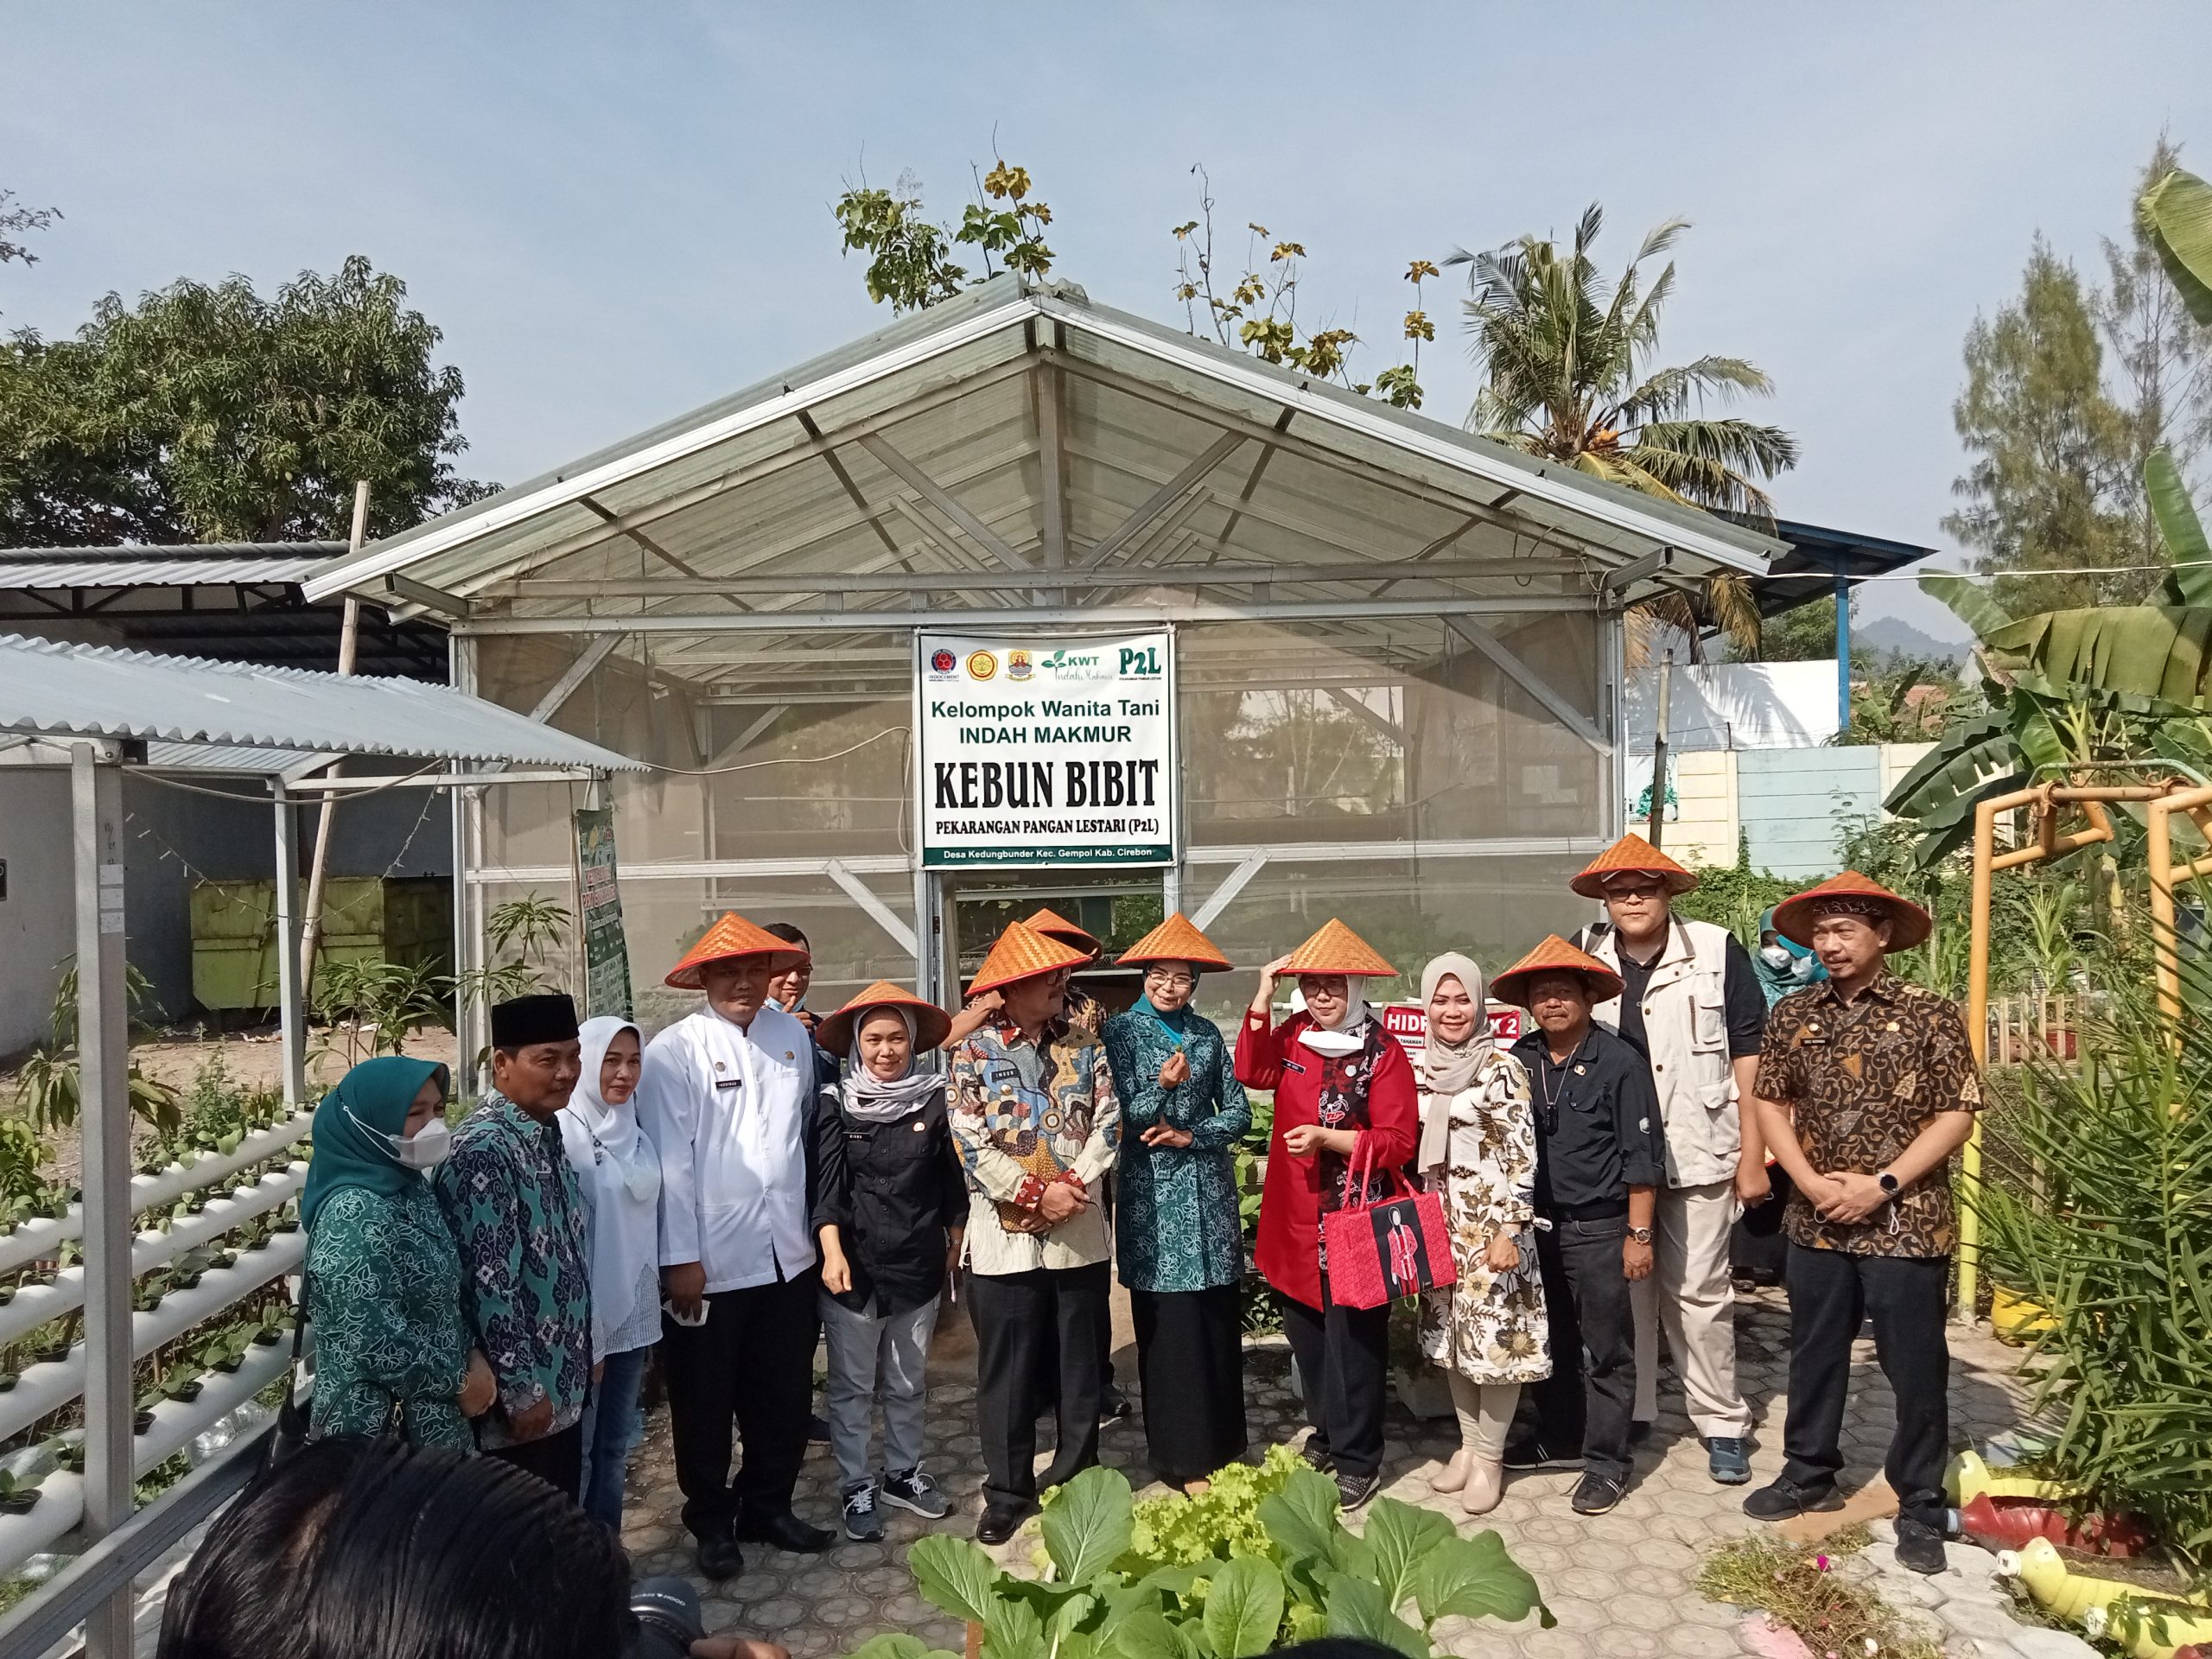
[432,993,594,1498]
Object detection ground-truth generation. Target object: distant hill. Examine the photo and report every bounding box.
[1855,613,1970,667]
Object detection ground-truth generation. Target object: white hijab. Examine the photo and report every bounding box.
[1294,976,1375,1059]
[558,1016,660,1358]
[840,1006,943,1124]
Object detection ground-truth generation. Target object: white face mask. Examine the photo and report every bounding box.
[395,1117,452,1171]
[1758,943,1794,969]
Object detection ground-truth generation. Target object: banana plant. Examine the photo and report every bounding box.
[1884,443,2212,867]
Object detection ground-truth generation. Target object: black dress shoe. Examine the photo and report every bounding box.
[1570,1472,1626,1515]
[1742,1477,1843,1521]
[695,1529,745,1580]
[1894,1518,1948,1575]
[976,1501,1032,1545]
[735,1507,835,1554]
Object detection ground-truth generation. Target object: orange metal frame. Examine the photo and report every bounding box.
[1960,776,2208,1313]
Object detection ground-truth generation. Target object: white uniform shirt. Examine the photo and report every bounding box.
[639,1005,817,1294]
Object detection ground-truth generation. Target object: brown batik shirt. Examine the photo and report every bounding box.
[1754,972,1980,1258]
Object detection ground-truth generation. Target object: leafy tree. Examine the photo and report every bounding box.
[1746,593,1846,662]
[832,159,1055,312]
[1946,238,2139,611]
[0,188,60,309]
[0,255,490,547]
[1168,166,1431,409]
[1450,204,1799,658]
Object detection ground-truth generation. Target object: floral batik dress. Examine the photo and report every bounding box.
[1417,1049,1551,1383]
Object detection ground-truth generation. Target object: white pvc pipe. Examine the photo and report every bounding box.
[0,1234,306,1445]
[0,1330,305,1577]
[0,1113,314,1278]
[0,1164,308,1350]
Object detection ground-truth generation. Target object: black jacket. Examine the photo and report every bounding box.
[810,1080,967,1316]
[1509,1024,1666,1216]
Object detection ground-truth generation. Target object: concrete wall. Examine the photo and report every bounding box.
[1631,741,1940,880]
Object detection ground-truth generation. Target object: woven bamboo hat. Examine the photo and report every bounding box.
[1021,906,1104,958]
[1278,918,1397,979]
[1771,870,1931,951]
[664,912,810,990]
[1570,833,1700,899]
[1491,934,1626,1007]
[1116,912,1232,973]
[815,980,954,1058]
[968,920,1093,998]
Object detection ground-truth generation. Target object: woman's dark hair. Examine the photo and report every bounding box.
[763,921,809,948]
[158,1438,628,1659]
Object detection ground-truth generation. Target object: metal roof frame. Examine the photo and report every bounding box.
[301,276,1779,672]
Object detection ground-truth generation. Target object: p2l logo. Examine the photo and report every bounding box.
[1118,645,1161,676]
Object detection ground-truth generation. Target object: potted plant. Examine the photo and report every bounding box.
[32,1338,72,1367]
[0,1370,17,1393]
[251,1311,291,1346]
[162,1364,204,1404]
[133,1388,161,1434]
[0,1468,42,1515]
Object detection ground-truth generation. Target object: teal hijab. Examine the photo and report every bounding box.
[302,1056,449,1230]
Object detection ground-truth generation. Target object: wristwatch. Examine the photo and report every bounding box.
[1877,1171,1902,1199]
[1627,1225,1654,1244]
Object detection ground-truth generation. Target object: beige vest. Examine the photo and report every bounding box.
[1580,916,1740,1189]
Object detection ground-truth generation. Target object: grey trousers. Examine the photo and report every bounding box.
[820,1291,939,1490]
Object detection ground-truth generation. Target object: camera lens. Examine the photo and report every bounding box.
[627,1575,705,1659]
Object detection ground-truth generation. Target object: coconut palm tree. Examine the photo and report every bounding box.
[1451,204,1799,658]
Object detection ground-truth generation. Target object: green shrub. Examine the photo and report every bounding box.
[850,1457,1548,1659]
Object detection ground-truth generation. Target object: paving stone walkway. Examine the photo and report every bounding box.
[614,1288,2049,1659]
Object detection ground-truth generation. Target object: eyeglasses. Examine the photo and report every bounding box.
[1605,880,1666,899]
[1144,969,1196,989]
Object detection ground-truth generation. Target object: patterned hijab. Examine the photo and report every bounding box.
[302,1056,448,1230]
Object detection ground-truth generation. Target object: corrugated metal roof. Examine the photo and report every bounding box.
[302,274,1778,609]
[0,544,345,588]
[0,633,642,770]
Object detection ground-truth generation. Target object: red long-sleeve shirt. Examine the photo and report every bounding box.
[1235,1009,1419,1308]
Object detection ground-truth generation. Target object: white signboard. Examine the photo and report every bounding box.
[918,631,1176,868]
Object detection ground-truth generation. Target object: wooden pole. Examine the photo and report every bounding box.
[1645,652,1672,849]
[1961,791,2002,1317]
[299,480,372,995]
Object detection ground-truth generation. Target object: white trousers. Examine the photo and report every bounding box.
[1446,1373,1520,1461]
[1631,1179,1753,1438]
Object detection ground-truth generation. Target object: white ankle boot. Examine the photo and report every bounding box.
[1432,1447,1473,1493]
[1461,1458,1504,1515]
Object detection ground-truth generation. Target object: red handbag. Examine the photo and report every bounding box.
[1321,1138,1458,1309]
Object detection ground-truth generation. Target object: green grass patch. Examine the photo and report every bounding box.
[1698,1530,1943,1659]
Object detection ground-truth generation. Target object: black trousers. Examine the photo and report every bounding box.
[1132,1284,1247,1484]
[1523,1212,1637,1482]
[1782,1243,1950,1530]
[970,1262,1109,1509]
[1732,1169,1795,1284]
[1277,1285,1389,1481]
[485,1421,584,1502]
[660,1264,821,1541]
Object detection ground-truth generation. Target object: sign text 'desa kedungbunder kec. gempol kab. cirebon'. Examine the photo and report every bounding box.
[917,632,1177,868]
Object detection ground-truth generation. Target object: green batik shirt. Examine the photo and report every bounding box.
[304,1181,474,1449]
[1102,1008,1250,1293]
[432,1094,594,1446]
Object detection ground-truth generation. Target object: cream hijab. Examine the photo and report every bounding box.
[558,1016,661,1358]
[1415,952,1496,1174]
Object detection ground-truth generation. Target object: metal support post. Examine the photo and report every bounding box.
[1646,652,1673,849]
[271,790,307,1109]
[1834,557,1852,734]
[72,744,132,1659]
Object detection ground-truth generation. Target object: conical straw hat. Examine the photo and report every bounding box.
[1278,918,1396,979]
[664,912,809,990]
[1771,870,1930,950]
[1490,934,1626,1007]
[815,980,954,1058]
[1569,832,1700,899]
[1021,906,1103,957]
[1116,912,1231,972]
[968,920,1093,998]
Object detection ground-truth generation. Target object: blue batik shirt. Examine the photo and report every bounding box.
[432,1093,593,1446]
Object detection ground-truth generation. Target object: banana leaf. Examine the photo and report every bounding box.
[2140,165,2212,328]
[1884,708,2014,817]
[1981,607,2212,704]
[1919,571,2014,638]
[2147,448,2212,606]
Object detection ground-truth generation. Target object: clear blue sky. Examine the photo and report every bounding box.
[8,4,2209,640]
